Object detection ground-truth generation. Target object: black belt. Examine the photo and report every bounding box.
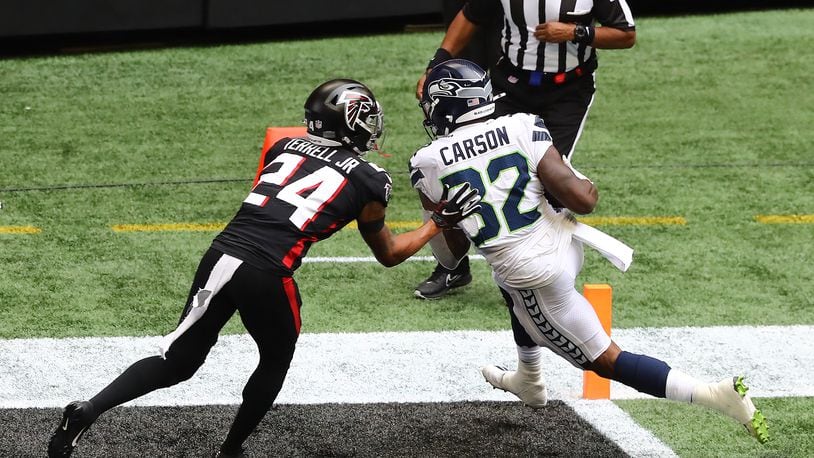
[498,57,597,86]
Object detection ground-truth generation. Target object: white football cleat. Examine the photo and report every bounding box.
[481,363,548,408]
[693,376,769,443]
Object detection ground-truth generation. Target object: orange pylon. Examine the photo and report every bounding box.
[253,126,308,186]
[582,284,613,399]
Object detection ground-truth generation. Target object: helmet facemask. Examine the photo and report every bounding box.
[335,89,383,156]
[420,97,444,139]
[354,101,384,156]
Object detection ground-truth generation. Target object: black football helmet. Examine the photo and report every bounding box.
[304,79,383,155]
[420,59,495,138]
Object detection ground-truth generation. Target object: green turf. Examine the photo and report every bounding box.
[2,9,813,337]
[1,9,813,457]
[617,397,814,457]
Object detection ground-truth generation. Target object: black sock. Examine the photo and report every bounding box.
[89,356,183,415]
[458,255,470,273]
[447,255,470,275]
[220,362,288,453]
[220,403,271,454]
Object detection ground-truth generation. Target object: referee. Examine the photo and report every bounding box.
[413,0,636,300]
[441,0,501,72]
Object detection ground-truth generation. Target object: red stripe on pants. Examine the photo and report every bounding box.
[282,277,301,334]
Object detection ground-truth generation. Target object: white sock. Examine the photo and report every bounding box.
[665,368,701,403]
[516,345,542,372]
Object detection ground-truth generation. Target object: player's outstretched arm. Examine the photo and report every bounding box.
[417,190,471,269]
[360,183,481,267]
[537,146,598,214]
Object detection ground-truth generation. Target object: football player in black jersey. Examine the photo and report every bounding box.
[48,79,481,458]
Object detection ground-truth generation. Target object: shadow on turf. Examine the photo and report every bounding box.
[9,401,626,457]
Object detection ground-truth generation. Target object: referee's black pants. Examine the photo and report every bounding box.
[490,59,596,158]
[88,247,302,454]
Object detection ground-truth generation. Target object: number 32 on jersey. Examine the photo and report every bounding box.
[442,151,541,246]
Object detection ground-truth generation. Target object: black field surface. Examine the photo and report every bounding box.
[4,401,626,457]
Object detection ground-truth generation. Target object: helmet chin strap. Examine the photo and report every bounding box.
[306,134,342,147]
[339,135,366,156]
[422,120,437,140]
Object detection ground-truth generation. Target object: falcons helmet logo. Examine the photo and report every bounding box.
[336,90,374,130]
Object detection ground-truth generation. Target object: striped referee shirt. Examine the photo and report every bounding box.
[464,0,635,73]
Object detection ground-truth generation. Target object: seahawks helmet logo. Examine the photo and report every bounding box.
[337,90,374,130]
[428,80,463,97]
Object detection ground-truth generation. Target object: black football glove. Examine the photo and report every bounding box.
[431,182,482,229]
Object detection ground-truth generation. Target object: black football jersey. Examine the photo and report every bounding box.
[212,137,392,275]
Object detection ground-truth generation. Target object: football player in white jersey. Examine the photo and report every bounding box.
[409,59,768,444]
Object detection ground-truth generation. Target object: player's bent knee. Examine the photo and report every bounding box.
[241,359,292,406]
[259,345,296,368]
[587,341,621,379]
[165,353,207,384]
[587,359,615,379]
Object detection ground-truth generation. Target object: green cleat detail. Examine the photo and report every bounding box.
[750,409,770,444]
[734,376,749,397]
[694,375,769,444]
[733,376,769,444]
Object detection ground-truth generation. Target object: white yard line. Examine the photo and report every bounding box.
[3,326,811,408]
[566,400,678,458]
[302,255,485,263]
[3,326,811,457]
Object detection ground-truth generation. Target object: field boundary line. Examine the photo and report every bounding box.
[755,214,814,224]
[110,216,686,233]
[4,326,811,455]
[566,399,678,457]
[0,225,41,234]
[112,223,226,232]
[2,326,811,409]
[579,216,686,226]
[302,255,485,263]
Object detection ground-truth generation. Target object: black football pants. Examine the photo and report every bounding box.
[490,61,596,158]
[89,247,301,454]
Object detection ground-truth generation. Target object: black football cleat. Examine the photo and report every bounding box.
[214,448,248,457]
[48,400,96,457]
[414,264,472,300]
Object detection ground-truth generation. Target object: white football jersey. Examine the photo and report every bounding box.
[410,113,576,288]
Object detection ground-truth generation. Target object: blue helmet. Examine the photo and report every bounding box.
[420,59,495,138]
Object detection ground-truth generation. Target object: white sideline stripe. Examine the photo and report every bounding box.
[3,326,812,456]
[2,326,812,408]
[566,400,677,458]
[302,255,485,263]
